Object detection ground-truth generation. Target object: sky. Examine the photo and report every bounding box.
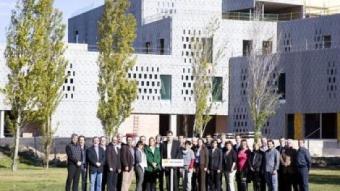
[0,0,105,43]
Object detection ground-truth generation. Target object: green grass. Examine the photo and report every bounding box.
[0,155,339,191]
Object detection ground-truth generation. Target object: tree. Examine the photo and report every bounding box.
[191,18,225,137]
[246,11,282,143]
[3,0,41,171]
[33,0,67,169]
[97,0,137,139]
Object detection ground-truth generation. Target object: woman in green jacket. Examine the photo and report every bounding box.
[144,137,161,191]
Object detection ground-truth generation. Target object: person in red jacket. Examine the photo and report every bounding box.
[236,139,251,191]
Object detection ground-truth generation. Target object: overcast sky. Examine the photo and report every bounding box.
[0,0,104,43]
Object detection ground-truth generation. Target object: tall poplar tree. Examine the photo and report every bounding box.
[4,0,40,171]
[3,0,67,170]
[97,0,137,138]
[33,0,67,169]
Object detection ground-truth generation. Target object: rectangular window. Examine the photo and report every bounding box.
[262,40,272,55]
[278,73,286,99]
[323,35,331,48]
[160,75,172,100]
[212,77,223,102]
[159,39,165,54]
[145,42,151,53]
[243,40,252,56]
[75,30,79,43]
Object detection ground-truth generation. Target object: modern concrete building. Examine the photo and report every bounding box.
[0,0,340,140]
[229,13,340,139]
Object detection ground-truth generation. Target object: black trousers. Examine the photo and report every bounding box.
[260,172,266,191]
[209,170,221,191]
[165,168,179,191]
[157,169,164,191]
[236,171,248,191]
[80,168,87,191]
[107,171,118,191]
[281,172,299,191]
[117,172,122,191]
[66,164,81,191]
[192,171,198,191]
[145,171,157,191]
[102,165,108,191]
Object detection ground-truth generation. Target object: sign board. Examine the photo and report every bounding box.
[162,159,184,167]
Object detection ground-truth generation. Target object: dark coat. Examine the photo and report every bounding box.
[66,142,82,166]
[249,150,263,172]
[249,150,263,182]
[209,148,223,171]
[106,143,121,172]
[196,146,209,169]
[223,149,237,172]
[161,140,182,159]
[121,144,134,172]
[86,145,105,173]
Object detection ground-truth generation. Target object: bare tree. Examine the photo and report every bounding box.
[191,18,225,137]
[246,12,282,142]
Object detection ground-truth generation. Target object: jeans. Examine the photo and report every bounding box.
[297,167,309,191]
[265,172,278,191]
[66,164,81,191]
[90,171,103,191]
[224,170,236,191]
[183,169,193,191]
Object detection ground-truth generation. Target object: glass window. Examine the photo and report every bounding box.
[160,75,172,100]
[212,77,222,101]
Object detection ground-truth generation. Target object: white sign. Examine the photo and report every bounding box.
[162,159,184,167]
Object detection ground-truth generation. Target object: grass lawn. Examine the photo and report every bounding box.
[0,155,339,191]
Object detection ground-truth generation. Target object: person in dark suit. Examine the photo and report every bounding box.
[106,136,121,191]
[78,135,88,191]
[233,135,241,152]
[249,143,263,191]
[223,141,237,191]
[276,137,286,191]
[195,138,209,191]
[66,133,82,191]
[161,130,182,191]
[87,136,105,191]
[209,140,223,191]
[281,139,298,191]
[121,136,135,191]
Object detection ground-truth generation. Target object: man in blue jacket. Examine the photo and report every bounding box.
[296,140,311,191]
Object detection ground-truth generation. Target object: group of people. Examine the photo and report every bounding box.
[65,131,312,191]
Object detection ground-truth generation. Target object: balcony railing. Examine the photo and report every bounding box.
[87,44,171,55]
[222,11,303,21]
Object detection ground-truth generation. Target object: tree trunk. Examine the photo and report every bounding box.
[11,121,20,172]
[43,116,53,169]
[254,121,262,144]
